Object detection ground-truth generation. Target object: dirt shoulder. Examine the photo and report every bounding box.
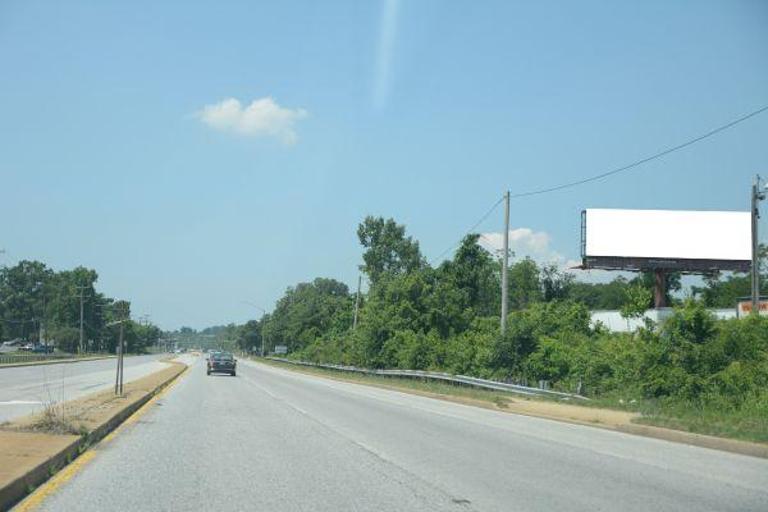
[260,358,768,459]
[0,360,187,511]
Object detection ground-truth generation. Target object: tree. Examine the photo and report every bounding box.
[692,245,767,308]
[541,264,575,302]
[621,284,653,320]
[507,258,542,310]
[262,278,353,354]
[438,234,499,318]
[236,320,262,353]
[0,260,53,342]
[357,216,424,286]
[567,276,632,309]
[46,266,102,351]
[630,271,681,307]
[353,269,435,367]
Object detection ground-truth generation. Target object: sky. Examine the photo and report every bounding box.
[1,0,767,330]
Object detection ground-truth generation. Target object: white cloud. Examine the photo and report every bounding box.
[373,0,400,109]
[479,228,626,283]
[479,228,556,261]
[197,97,308,145]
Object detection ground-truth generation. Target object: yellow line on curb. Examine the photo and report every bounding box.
[14,363,191,512]
[13,452,97,512]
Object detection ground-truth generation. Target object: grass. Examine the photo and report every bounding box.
[0,352,112,366]
[30,398,87,436]
[579,394,768,444]
[636,401,768,444]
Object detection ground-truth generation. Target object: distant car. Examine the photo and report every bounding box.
[0,339,24,353]
[207,352,236,376]
[31,344,54,353]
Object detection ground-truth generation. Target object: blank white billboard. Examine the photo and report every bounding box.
[584,209,751,261]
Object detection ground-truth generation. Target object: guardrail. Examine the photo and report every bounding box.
[266,357,588,401]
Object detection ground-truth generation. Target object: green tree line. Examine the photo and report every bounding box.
[0,260,161,354]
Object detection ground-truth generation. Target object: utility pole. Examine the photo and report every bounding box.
[500,190,510,334]
[107,316,127,396]
[78,286,85,354]
[116,321,125,395]
[352,274,362,330]
[261,332,266,357]
[40,294,47,351]
[751,174,766,316]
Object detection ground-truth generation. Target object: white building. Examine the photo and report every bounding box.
[590,308,739,333]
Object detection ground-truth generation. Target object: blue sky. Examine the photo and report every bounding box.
[1,0,767,329]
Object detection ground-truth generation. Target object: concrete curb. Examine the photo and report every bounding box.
[0,362,187,511]
[0,356,115,369]
[0,435,81,512]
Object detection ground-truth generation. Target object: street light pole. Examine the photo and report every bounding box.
[242,301,267,357]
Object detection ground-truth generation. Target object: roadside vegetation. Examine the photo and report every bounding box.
[224,216,768,443]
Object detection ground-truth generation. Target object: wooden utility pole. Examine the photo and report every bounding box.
[79,286,85,354]
[501,190,510,334]
[352,274,362,330]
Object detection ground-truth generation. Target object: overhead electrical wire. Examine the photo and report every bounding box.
[510,103,768,199]
[429,195,505,265]
[431,103,768,263]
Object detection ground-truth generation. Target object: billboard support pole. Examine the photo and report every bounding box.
[751,174,765,316]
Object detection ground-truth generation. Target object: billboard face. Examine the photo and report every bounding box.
[583,209,751,270]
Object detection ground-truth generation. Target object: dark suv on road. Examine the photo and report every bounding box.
[207,352,236,376]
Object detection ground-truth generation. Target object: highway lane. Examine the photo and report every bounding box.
[0,354,169,423]
[30,357,768,512]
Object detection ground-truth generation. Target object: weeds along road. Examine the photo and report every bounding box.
[28,356,768,512]
[0,354,169,423]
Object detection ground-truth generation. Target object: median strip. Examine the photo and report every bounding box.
[0,360,188,511]
[0,355,116,370]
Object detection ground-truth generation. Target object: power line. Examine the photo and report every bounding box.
[510,103,768,199]
[430,195,505,265]
[429,103,768,265]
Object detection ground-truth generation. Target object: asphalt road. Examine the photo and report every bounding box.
[29,356,768,512]
[0,354,168,423]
